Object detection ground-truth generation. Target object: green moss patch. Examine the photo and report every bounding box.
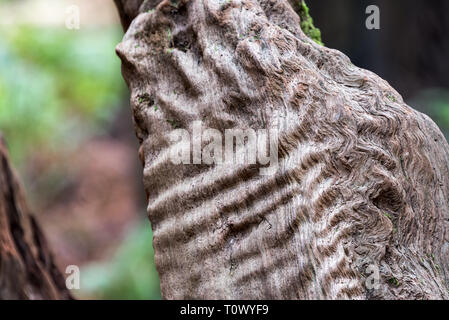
[297,1,323,45]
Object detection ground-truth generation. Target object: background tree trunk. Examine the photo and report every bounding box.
[115,0,449,299]
[0,135,71,300]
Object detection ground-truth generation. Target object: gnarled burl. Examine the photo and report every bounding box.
[0,136,71,299]
[114,0,449,299]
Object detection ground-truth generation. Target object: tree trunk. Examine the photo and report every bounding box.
[0,135,71,300]
[114,0,449,299]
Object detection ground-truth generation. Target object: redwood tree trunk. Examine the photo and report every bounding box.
[115,0,449,299]
[0,135,71,300]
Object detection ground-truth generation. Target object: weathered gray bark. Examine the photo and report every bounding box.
[0,136,71,300]
[115,0,449,299]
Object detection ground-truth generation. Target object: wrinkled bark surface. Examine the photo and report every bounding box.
[115,0,449,299]
[0,136,71,300]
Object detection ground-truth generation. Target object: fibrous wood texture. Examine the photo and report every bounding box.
[115,0,449,299]
[0,136,71,299]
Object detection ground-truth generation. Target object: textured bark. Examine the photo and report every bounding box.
[0,136,71,300]
[115,0,449,299]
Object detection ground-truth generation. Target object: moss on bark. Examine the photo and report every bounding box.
[297,1,323,45]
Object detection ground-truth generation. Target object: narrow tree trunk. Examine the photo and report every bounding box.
[0,135,71,300]
[115,0,449,299]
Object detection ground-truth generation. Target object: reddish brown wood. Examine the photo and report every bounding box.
[0,135,72,300]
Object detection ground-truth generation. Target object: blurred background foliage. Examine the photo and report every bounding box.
[81,221,161,300]
[0,0,160,300]
[0,25,124,164]
[0,0,448,300]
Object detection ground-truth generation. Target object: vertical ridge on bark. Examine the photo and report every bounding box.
[0,135,71,300]
[115,0,449,299]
